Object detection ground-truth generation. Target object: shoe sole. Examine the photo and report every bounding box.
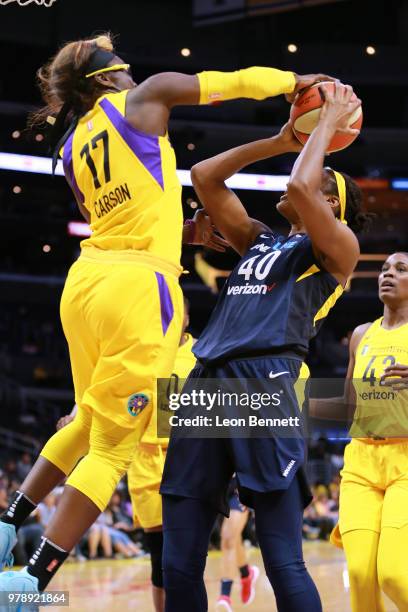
[215,600,233,612]
[242,565,260,606]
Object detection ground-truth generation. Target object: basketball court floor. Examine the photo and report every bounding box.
[44,542,396,611]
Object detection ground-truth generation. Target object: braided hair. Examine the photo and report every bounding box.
[323,169,375,233]
[29,33,116,170]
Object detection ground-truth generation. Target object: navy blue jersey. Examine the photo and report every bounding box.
[194,231,342,363]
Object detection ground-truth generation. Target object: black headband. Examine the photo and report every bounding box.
[85,47,116,76]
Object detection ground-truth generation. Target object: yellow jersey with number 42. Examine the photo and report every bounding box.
[351,317,408,439]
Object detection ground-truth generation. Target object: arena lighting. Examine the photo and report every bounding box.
[391,179,408,190]
[0,152,395,193]
[68,221,91,237]
[0,152,290,191]
[366,45,376,55]
[287,44,298,53]
[181,48,191,57]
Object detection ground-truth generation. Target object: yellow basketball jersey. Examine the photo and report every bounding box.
[296,362,310,411]
[172,333,197,379]
[351,317,408,438]
[61,90,183,267]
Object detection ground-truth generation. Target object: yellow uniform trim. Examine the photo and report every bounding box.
[295,264,320,283]
[313,283,344,325]
[295,262,344,325]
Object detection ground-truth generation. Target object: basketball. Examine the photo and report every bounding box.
[290,81,363,153]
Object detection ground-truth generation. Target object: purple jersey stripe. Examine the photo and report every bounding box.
[62,132,85,204]
[99,97,164,190]
[155,272,174,335]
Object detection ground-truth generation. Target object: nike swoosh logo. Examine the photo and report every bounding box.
[269,371,289,379]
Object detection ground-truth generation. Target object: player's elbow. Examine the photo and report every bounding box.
[191,163,206,187]
[191,162,218,190]
[287,179,317,207]
[287,179,311,198]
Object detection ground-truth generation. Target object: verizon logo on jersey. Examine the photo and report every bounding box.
[227,282,276,296]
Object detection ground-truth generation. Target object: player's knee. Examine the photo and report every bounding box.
[145,532,164,588]
[347,559,372,592]
[263,558,305,586]
[151,556,163,588]
[378,567,408,604]
[221,534,236,551]
[163,545,206,586]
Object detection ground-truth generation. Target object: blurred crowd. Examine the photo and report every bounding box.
[303,479,340,541]
[0,450,342,566]
[0,455,144,564]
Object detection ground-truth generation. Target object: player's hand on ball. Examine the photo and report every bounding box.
[380,364,408,390]
[278,121,303,152]
[319,82,362,136]
[285,73,337,103]
[192,209,229,252]
[56,414,75,430]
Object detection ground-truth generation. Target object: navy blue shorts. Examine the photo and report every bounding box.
[160,355,312,516]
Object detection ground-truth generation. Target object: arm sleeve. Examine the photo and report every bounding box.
[197,66,296,105]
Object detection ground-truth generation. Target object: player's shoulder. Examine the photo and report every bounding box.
[349,321,373,352]
[248,224,278,247]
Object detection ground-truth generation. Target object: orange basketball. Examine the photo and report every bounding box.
[290,81,363,153]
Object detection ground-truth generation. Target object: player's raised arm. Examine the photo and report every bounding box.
[286,83,362,283]
[191,123,302,255]
[133,69,334,109]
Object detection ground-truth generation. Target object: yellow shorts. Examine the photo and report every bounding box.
[128,443,166,529]
[60,247,183,433]
[338,438,408,536]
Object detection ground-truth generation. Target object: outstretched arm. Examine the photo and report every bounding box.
[127,69,334,134]
[134,69,334,108]
[191,123,302,255]
[287,83,361,283]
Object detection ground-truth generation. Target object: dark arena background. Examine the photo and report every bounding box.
[0,1,407,610]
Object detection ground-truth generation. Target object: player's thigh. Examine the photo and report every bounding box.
[381,442,408,529]
[82,267,183,428]
[60,261,99,404]
[339,442,384,535]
